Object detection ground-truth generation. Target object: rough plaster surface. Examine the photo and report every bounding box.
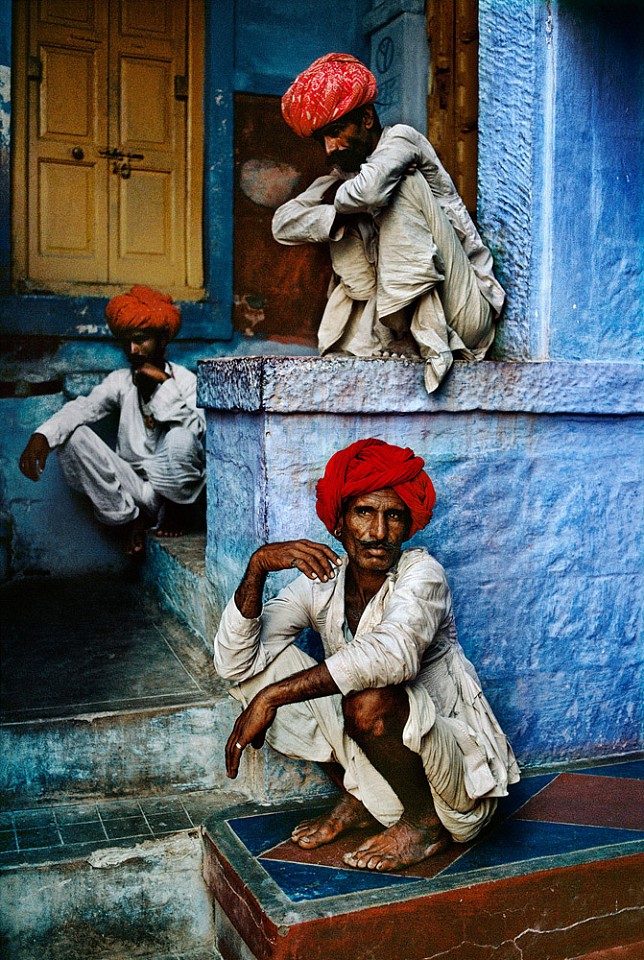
[0,833,214,960]
[198,357,644,415]
[479,0,541,359]
[0,702,240,805]
[201,358,643,769]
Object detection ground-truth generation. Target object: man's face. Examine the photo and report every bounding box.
[315,114,373,172]
[338,488,411,575]
[122,331,165,368]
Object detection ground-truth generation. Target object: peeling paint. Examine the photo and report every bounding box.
[0,64,10,148]
[239,158,301,209]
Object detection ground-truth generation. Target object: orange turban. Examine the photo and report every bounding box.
[316,439,436,539]
[282,53,378,139]
[105,286,181,340]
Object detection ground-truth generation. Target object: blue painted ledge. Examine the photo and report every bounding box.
[197,357,643,415]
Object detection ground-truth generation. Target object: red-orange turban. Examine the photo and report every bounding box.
[105,286,181,340]
[316,439,436,539]
[282,53,378,139]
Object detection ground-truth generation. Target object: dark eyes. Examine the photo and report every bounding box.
[355,508,404,521]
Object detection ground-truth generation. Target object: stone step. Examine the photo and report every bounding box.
[0,788,234,960]
[202,758,644,960]
[144,533,214,650]
[0,574,331,808]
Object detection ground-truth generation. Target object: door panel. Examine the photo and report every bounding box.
[17,0,203,296]
[28,0,109,282]
[108,0,186,285]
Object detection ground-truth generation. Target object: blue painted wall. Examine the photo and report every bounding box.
[548,3,643,360]
[201,357,643,769]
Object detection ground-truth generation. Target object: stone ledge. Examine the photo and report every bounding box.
[197,357,644,415]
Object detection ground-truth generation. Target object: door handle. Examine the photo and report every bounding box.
[99,148,144,161]
[71,147,85,160]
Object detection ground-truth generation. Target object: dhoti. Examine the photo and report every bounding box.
[318,171,495,393]
[230,644,498,843]
[58,424,205,526]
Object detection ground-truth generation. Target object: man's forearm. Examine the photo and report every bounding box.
[262,662,339,709]
[234,559,267,620]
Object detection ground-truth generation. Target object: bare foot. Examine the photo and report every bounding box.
[291,794,377,849]
[342,816,450,871]
[155,500,190,538]
[378,333,420,359]
[122,515,148,558]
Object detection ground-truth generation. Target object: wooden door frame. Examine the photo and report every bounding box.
[426,0,479,216]
[11,0,204,300]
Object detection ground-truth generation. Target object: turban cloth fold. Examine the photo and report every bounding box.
[316,438,436,539]
[105,286,182,340]
[281,53,378,139]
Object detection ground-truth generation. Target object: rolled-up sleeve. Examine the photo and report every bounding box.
[214,576,316,681]
[324,558,450,695]
[334,129,419,217]
[272,175,344,245]
[147,367,205,439]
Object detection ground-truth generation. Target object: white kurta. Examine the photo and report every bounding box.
[215,548,520,841]
[272,125,506,392]
[37,364,206,524]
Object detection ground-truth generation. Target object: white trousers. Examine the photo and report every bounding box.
[230,645,497,843]
[58,425,205,526]
[320,171,494,392]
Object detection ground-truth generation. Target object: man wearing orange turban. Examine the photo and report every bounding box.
[215,439,519,872]
[18,287,205,556]
[273,54,506,393]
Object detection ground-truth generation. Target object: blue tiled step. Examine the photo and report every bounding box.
[202,758,644,960]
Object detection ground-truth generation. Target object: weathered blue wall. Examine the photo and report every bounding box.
[199,357,643,770]
[479,0,643,361]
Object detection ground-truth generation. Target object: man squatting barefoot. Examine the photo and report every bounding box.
[18,286,205,557]
[215,439,519,872]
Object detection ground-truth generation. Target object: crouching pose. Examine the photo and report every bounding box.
[215,439,519,872]
[18,286,205,556]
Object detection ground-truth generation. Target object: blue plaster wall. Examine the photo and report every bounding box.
[200,358,643,770]
[548,3,643,361]
[479,0,643,361]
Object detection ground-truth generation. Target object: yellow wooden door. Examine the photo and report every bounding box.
[17,0,203,297]
[108,0,187,286]
[27,0,110,284]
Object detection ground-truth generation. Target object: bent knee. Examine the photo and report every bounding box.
[59,425,96,459]
[342,686,408,741]
[165,427,203,460]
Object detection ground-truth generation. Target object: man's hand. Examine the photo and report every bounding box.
[225,690,277,779]
[18,433,51,481]
[133,362,169,386]
[235,540,343,622]
[251,539,342,582]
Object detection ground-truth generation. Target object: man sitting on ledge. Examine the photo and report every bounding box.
[216,439,519,872]
[272,54,506,393]
[18,286,205,557]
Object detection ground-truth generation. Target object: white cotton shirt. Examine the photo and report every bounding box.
[37,363,205,472]
[215,548,520,802]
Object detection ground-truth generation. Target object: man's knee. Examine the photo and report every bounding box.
[342,686,408,742]
[58,425,96,464]
[165,427,203,463]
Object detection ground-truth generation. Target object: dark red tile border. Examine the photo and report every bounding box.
[517,774,644,831]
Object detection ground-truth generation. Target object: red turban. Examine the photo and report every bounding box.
[282,53,378,139]
[105,286,181,340]
[316,439,436,539]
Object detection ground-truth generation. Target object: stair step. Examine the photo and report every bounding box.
[145,533,214,649]
[0,788,241,960]
[202,759,644,960]
[0,574,333,807]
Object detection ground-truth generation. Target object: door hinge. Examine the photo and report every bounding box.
[27,56,42,82]
[174,75,188,100]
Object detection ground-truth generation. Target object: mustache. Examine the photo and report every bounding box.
[357,540,395,550]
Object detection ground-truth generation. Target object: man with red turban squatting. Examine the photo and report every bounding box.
[216,439,519,871]
[273,54,506,394]
[18,286,205,557]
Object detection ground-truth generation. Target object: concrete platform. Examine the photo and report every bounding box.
[202,758,644,960]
